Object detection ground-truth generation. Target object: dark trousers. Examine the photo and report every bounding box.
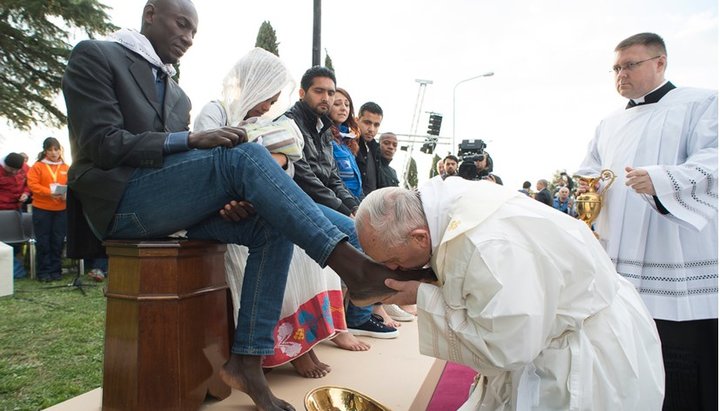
[32,208,67,280]
[655,318,718,411]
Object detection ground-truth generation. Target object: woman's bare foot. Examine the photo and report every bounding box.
[373,305,401,328]
[290,349,330,378]
[219,354,295,411]
[332,331,371,351]
[308,350,331,373]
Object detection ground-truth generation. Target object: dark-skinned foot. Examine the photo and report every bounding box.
[290,350,330,379]
[326,242,437,306]
[219,354,295,411]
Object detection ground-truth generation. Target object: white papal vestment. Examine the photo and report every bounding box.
[576,87,718,321]
[417,178,664,410]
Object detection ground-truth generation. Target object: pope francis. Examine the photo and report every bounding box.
[355,178,664,410]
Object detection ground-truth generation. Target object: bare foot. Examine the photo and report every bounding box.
[332,331,371,351]
[374,305,401,328]
[219,354,295,411]
[308,350,331,373]
[290,349,330,378]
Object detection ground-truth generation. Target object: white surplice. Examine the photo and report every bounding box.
[417,178,664,410]
[576,87,718,321]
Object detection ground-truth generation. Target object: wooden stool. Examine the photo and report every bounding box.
[102,240,232,411]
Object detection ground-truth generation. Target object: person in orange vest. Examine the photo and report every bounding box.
[27,137,69,282]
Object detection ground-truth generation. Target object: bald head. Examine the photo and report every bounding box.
[141,0,198,64]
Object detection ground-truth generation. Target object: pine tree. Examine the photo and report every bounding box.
[404,157,418,189]
[0,0,116,130]
[255,21,279,56]
[324,49,334,72]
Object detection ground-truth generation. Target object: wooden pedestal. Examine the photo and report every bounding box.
[102,240,231,411]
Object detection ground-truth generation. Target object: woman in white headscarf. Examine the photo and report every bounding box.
[194,47,365,378]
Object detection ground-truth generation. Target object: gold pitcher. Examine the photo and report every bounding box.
[573,169,616,236]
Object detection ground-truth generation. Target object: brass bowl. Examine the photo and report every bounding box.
[304,385,392,411]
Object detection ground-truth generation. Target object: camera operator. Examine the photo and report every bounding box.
[474,151,503,185]
[456,139,503,184]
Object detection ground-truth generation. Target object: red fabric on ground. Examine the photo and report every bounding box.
[426,362,477,411]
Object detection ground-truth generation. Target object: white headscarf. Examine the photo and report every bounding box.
[221,48,295,126]
[108,28,177,77]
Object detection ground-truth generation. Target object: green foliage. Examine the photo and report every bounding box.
[404,156,418,189]
[0,0,116,130]
[0,274,105,409]
[324,49,334,72]
[255,20,279,56]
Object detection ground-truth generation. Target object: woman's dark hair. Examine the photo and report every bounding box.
[37,137,62,161]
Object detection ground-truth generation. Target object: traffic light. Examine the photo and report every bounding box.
[427,114,443,136]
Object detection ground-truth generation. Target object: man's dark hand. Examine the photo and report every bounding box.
[188,127,247,149]
[220,200,256,221]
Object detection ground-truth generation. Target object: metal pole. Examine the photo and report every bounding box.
[403,80,432,185]
[312,0,321,66]
[452,71,494,151]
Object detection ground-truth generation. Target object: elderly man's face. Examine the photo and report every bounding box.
[358,224,431,271]
[558,188,569,201]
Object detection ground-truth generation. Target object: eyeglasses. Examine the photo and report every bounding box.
[611,56,661,74]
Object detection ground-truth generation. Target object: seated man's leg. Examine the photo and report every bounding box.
[316,204,359,249]
[110,144,434,303]
[186,215,293,356]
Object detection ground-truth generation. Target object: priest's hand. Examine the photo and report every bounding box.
[220,200,256,221]
[382,279,421,306]
[625,166,656,195]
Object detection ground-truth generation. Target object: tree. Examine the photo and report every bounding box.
[0,0,116,130]
[255,21,279,56]
[324,48,334,72]
[404,156,418,189]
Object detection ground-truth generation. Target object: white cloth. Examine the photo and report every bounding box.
[220,47,295,126]
[224,245,345,367]
[416,178,664,410]
[107,28,176,77]
[576,87,718,321]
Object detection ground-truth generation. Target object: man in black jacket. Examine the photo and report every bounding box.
[535,179,553,206]
[355,102,383,196]
[285,67,360,216]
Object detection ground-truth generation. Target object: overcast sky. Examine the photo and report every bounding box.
[1,0,717,189]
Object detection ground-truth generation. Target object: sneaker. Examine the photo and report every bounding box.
[348,314,399,339]
[383,304,415,322]
[87,268,105,282]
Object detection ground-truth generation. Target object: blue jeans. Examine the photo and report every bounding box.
[106,144,348,355]
[32,208,66,280]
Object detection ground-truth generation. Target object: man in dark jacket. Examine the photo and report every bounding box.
[535,179,553,206]
[377,132,399,188]
[355,102,383,196]
[284,67,359,216]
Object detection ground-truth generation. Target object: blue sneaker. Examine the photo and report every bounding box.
[348,314,399,339]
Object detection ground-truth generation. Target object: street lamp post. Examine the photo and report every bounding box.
[452,71,494,151]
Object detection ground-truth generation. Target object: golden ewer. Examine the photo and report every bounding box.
[573,169,616,236]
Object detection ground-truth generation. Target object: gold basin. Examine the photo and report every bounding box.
[304,385,392,411]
